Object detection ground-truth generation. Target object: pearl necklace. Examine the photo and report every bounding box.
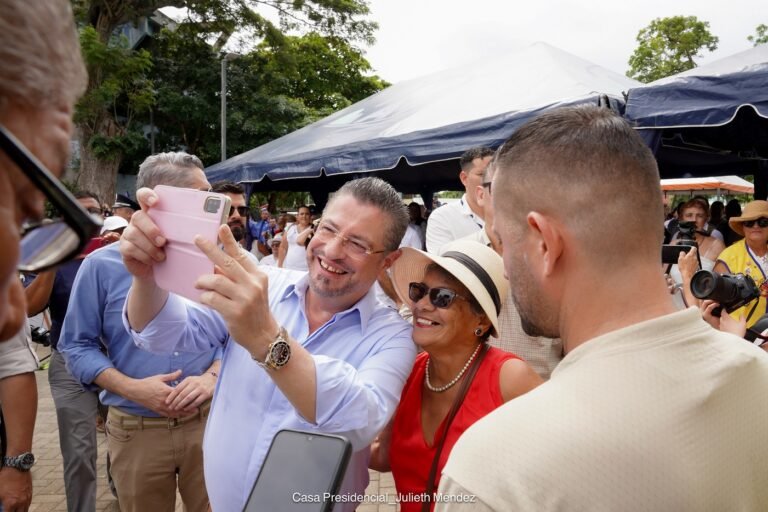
[425,344,482,393]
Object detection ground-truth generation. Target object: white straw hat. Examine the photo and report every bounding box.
[390,240,508,336]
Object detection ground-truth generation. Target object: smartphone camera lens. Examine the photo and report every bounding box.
[204,197,222,213]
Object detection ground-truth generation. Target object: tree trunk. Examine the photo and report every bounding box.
[76,129,121,207]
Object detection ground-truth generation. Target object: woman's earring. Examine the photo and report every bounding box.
[474,327,483,337]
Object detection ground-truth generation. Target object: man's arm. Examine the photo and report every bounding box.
[23,270,55,316]
[58,253,185,418]
[0,372,36,512]
[194,229,416,448]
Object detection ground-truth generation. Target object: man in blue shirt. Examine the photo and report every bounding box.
[59,152,221,512]
[249,206,274,255]
[121,177,417,512]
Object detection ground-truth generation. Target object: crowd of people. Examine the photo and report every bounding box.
[1,2,768,512]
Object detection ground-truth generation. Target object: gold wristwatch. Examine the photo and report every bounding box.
[253,326,291,370]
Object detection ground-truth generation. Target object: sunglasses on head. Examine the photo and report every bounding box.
[408,282,468,309]
[742,218,768,228]
[229,205,249,217]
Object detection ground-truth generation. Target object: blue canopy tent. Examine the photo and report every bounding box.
[624,45,768,192]
[206,42,639,204]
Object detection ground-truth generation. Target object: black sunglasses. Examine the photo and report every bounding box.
[0,124,102,272]
[229,205,249,217]
[408,282,468,309]
[742,218,768,228]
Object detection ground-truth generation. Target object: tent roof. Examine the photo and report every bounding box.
[206,42,639,191]
[625,45,768,129]
[660,175,754,194]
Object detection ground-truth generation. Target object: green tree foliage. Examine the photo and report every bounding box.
[627,16,719,83]
[748,24,768,46]
[71,0,379,203]
[125,26,388,171]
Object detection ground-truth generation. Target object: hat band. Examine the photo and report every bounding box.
[442,251,501,315]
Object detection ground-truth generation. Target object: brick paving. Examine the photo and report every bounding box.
[27,344,398,511]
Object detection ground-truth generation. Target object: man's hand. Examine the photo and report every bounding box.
[0,467,32,512]
[195,225,278,360]
[119,187,166,281]
[124,369,190,418]
[165,372,216,412]
[677,247,699,281]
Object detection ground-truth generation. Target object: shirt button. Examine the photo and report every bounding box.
[173,351,179,356]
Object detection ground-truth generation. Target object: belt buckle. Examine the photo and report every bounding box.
[168,417,180,429]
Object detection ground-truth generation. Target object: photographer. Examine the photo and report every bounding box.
[666,199,724,308]
[712,200,768,328]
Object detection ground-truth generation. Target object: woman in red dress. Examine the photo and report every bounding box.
[370,240,542,511]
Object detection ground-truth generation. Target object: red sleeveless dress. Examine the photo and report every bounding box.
[388,347,517,511]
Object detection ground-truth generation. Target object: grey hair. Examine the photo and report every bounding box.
[0,0,86,113]
[136,152,205,190]
[326,177,408,251]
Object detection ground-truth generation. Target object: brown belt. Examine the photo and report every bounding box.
[108,400,211,430]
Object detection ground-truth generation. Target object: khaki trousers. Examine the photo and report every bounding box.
[105,405,209,512]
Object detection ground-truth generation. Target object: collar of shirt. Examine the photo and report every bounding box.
[277,272,379,334]
[459,193,484,229]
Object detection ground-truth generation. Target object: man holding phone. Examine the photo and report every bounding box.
[58,152,220,512]
[121,177,417,512]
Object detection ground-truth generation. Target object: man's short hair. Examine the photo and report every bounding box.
[0,0,86,114]
[327,177,408,252]
[459,147,495,172]
[493,105,661,265]
[75,190,100,205]
[136,152,205,190]
[210,181,245,196]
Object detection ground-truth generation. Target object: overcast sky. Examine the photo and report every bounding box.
[363,0,765,83]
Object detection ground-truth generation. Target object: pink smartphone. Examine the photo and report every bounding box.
[147,185,231,302]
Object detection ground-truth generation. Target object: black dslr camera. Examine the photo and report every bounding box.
[690,270,761,315]
[676,221,698,245]
[30,326,51,347]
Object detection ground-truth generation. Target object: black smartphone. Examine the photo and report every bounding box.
[661,244,694,265]
[243,430,352,512]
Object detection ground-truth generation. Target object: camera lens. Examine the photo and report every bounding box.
[690,270,717,298]
[204,197,222,214]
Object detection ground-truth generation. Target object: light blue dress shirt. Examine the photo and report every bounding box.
[126,266,416,512]
[58,243,221,417]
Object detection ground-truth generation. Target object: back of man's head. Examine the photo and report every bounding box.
[0,0,86,114]
[493,105,662,268]
[327,177,409,251]
[136,152,205,190]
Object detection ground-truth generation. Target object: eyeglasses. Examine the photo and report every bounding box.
[0,124,102,273]
[408,282,468,309]
[313,221,386,259]
[742,218,768,228]
[229,205,249,217]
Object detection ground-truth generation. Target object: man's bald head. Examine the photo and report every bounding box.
[492,105,662,267]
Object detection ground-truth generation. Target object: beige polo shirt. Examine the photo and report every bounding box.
[437,307,768,511]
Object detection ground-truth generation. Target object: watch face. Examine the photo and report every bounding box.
[271,341,291,367]
[19,453,35,469]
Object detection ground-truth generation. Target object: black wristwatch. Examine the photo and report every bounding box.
[253,326,291,370]
[2,452,35,471]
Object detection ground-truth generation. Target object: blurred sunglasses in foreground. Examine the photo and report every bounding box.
[0,124,102,272]
[408,282,468,309]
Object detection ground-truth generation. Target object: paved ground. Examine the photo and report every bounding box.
[27,344,399,511]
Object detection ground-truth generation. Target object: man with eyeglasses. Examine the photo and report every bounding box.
[0,1,96,511]
[425,146,493,254]
[121,177,417,512]
[58,153,219,512]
